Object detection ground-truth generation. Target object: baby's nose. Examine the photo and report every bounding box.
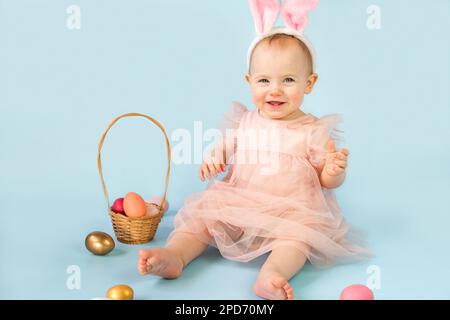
[269,88,283,96]
[268,82,283,95]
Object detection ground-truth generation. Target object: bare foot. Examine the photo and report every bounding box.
[253,273,294,300]
[138,248,184,279]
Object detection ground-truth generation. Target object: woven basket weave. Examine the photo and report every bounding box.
[97,113,171,244]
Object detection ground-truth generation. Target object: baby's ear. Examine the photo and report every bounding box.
[305,73,319,94]
[249,0,281,35]
[245,74,252,84]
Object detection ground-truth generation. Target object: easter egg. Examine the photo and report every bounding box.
[148,196,169,214]
[146,203,161,217]
[106,285,134,300]
[123,192,147,218]
[339,284,374,300]
[111,197,125,214]
[85,231,115,256]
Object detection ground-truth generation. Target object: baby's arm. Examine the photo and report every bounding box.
[199,134,235,181]
[199,142,227,181]
[318,140,349,189]
[199,102,246,181]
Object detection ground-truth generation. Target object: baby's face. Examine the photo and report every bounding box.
[246,40,318,121]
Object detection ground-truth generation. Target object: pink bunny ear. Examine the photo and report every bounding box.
[249,0,281,35]
[281,0,319,32]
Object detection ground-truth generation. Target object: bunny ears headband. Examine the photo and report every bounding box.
[247,0,319,72]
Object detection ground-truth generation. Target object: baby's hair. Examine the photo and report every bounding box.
[248,33,314,76]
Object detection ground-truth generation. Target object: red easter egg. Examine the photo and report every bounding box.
[123,192,147,218]
[340,284,374,300]
[111,198,125,214]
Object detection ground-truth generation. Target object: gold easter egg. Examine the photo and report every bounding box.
[85,231,115,256]
[106,285,134,300]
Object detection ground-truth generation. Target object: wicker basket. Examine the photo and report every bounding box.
[97,113,171,244]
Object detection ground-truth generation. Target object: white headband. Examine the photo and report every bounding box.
[246,27,316,72]
[247,0,319,73]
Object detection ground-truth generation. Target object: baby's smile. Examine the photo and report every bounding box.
[266,100,287,112]
[267,100,286,106]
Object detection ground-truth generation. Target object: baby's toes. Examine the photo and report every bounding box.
[284,283,294,300]
[272,277,292,300]
[138,259,148,274]
[138,265,145,275]
[138,265,146,275]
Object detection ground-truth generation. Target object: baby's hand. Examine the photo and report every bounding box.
[323,140,349,176]
[199,161,227,182]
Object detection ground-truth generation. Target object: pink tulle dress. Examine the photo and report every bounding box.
[168,102,372,266]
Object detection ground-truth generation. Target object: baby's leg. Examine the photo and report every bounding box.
[253,240,309,300]
[138,232,209,279]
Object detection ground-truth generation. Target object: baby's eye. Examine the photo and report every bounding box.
[258,79,269,83]
[284,77,295,83]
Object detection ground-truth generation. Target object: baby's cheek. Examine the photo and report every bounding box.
[287,89,303,104]
[253,89,266,105]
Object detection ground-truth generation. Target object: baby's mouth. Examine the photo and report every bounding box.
[267,101,286,107]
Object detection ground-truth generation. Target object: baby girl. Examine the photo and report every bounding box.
[138,0,370,300]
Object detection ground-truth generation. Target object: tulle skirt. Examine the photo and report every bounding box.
[167,155,372,266]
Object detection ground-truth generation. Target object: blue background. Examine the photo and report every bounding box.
[1,0,449,299]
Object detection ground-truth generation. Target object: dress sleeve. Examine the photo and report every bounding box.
[306,114,345,172]
[204,101,248,164]
[219,101,248,131]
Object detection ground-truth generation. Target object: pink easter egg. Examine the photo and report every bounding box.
[123,192,147,218]
[148,196,169,214]
[340,284,374,300]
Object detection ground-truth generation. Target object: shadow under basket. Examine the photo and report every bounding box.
[109,203,164,244]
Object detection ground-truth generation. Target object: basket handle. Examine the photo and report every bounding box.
[97,113,171,215]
